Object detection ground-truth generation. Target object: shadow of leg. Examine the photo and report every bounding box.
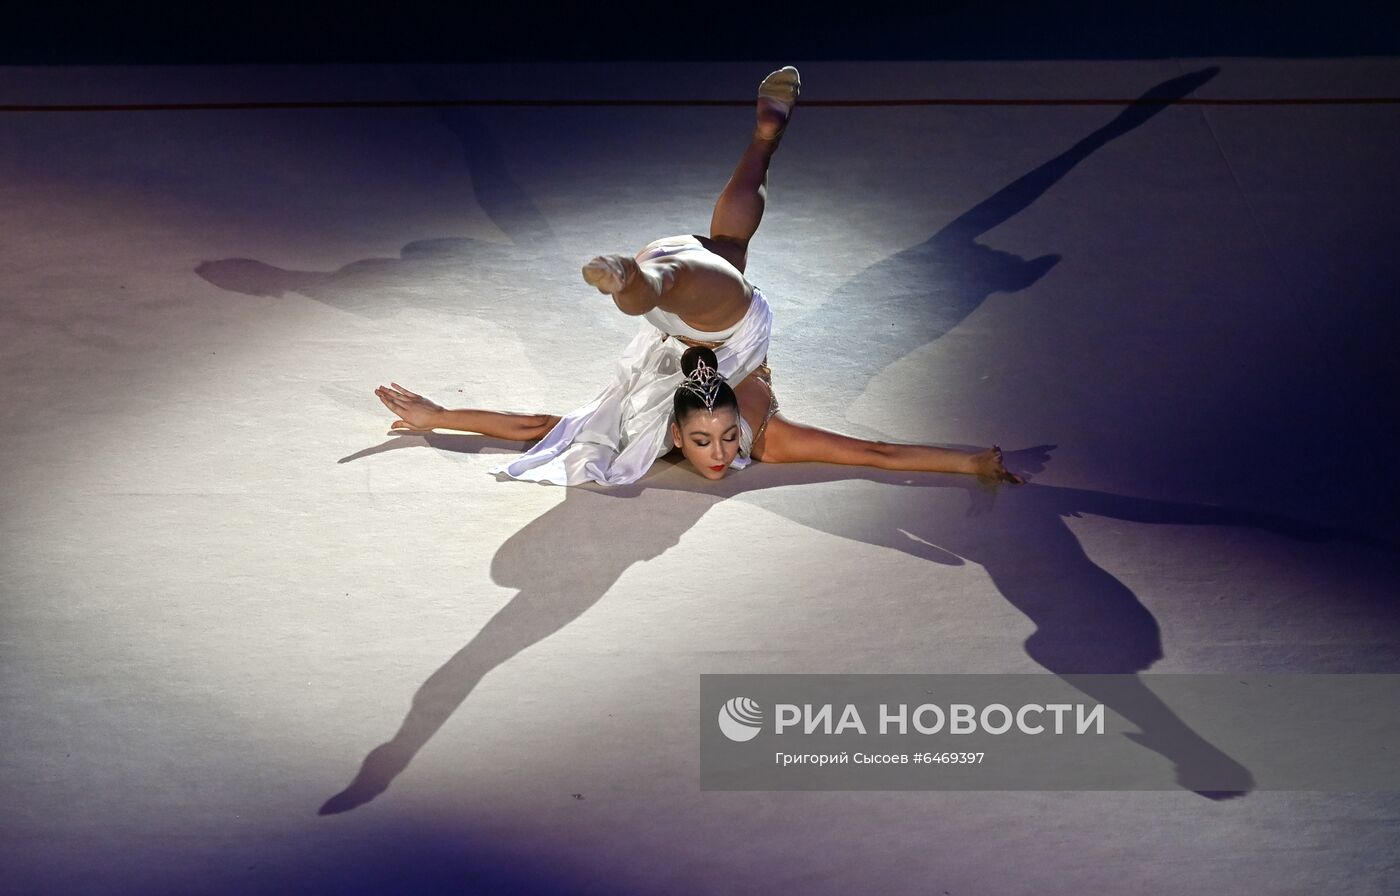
[1070,675,1256,800]
[319,485,717,814]
[987,521,1255,799]
[319,583,607,815]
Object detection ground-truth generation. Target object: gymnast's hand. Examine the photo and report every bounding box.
[375,382,444,433]
[582,254,637,295]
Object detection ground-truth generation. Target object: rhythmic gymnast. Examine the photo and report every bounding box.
[374,66,1024,487]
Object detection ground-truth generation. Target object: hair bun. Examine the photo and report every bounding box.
[680,345,720,377]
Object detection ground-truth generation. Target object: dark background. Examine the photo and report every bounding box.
[6,1,1400,64]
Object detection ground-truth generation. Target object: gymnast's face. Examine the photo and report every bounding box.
[672,408,741,479]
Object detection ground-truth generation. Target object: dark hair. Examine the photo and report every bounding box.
[673,346,739,424]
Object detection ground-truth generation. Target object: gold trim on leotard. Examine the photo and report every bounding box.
[749,361,780,449]
[669,334,727,350]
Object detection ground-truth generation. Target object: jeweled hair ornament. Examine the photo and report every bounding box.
[678,357,725,411]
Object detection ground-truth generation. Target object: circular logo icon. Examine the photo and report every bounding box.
[718,696,763,742]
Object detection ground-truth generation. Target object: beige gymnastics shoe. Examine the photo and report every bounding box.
[755,65,801,141]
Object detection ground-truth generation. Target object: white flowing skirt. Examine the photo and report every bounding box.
[490,288,773,486]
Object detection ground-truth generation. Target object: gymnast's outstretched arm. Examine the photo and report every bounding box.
[375,383,559,441]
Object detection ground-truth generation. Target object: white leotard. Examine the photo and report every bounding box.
[489,281,773,486]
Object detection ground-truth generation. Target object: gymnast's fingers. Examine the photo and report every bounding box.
[390,382,422,399]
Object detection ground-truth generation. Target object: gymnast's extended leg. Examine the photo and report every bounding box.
[706,66,801,272]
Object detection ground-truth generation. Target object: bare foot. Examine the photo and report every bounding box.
[756,66,800,141]
[582,254,635,295]
[973,445,1025,484]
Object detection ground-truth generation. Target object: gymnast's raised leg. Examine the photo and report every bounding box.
[704,65,801,273]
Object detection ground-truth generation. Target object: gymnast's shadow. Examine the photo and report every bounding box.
[193,99,614,370]
[783,66,1221,424]
[321,439,1376,813]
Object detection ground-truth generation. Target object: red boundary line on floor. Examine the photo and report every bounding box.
[2,97,1399,112]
